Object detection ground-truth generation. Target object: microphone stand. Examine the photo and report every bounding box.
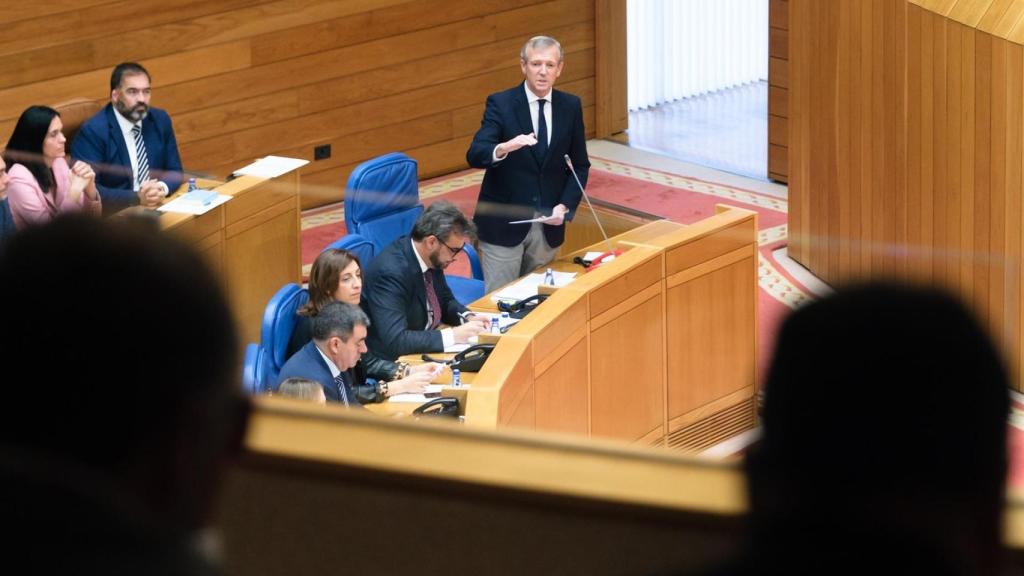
[564,154,622,270]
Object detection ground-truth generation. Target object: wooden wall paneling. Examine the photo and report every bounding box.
[767,0,788,192]
[892,0,909,278]
[974,30,994,324]
[990,0,1024,37]
[978,0,1021,32]
[826,0,843,281]
[907,3,924,280]
[0,0,263,63]
[248,0,551,66]
[919,5,937,282]
[932,10,950,285]
[786,0,800,255]
[941,21,963,291]
[856,0,874,276]
[0,40,254,128]
[0,0,114,26]
[960,26,978,302]
[1006,43,1023,387]
[990,35,1008,348]
[595,0,628,136]
[948,0,998,26]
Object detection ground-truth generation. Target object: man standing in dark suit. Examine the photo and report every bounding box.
[71,62,184,214]
[466,35,590,293]
[363,201,487,361]
[276,301,369,408]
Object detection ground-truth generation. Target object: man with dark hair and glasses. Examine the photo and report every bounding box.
[362,201,489,360]
[72,61,184,214]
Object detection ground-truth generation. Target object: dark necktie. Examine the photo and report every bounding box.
[131,124,150,186]
[536,98,548,160]
[424,270,442,329]
[333,373,351,407]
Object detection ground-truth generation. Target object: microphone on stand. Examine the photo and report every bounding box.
[564,154,621,270]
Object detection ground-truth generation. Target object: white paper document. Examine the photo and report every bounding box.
[233,155,309,179]
[158,191,231,215]
[508,214,556,224]
[490,271,576,303]
[388,384,469,403]
[582,251,615,263]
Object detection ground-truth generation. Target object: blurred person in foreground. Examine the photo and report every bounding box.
[0,215,249,575]
[693,283,1011,576]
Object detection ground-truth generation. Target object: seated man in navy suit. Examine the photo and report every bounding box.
[71,62,184,215]
[466,35,590,293]
[276,301,369,408]
[362,201,488,361]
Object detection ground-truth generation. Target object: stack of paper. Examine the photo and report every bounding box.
[233,156,309,179]
[490,271,576,303]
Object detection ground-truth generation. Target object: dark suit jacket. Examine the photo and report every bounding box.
[0,199,14,242]
[466,82,590,248]
[275,341,362,408]
[71,103,184,215]
[363,237,465,360]
[287,313,395,403]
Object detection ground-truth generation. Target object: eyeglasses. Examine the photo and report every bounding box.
[437,237,464,257]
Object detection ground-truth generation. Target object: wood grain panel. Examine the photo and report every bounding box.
[789,0,1024,388]
[534,335,589,435]
[4,0,612,211]
[666,257,757,418]
[590,293,664,440]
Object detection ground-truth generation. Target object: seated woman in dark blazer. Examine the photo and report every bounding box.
[287,247,442,403]
[5,106,100,229]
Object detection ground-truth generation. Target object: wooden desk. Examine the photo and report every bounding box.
[159,171,301,346]
[462,207,759,450]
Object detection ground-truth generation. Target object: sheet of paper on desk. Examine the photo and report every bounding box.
[233,156,309,179]
[158,192,231,215]
[490,271,576,302]
[388,384,464,403]
[583,251,615,263]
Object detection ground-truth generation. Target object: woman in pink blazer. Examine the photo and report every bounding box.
[4,105,100,229]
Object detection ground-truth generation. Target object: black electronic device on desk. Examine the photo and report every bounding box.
[412,396,460,418]
[497,293,548,319]
[422,343,495,373]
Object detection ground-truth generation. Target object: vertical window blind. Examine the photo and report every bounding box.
[627,0,769,110]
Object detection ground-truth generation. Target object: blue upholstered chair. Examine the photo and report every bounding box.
[260,283,309,384]
[242,343,270,395]
[323,233,376,268]
[344,152,485,305]
[344,152,423,255]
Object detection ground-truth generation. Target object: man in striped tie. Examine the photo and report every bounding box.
[72,62,184,215]
[275,301,369,407]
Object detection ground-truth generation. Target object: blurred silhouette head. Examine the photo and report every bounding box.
[747,283,1009,574]
[0,215,249,533]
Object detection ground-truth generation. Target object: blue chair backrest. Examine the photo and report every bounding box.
[344,152,422,253]
[322,233,377,268]
[260,283,309,381]
[242,343,270,395]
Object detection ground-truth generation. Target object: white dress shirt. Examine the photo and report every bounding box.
[412,239,455,349]
[492,84,554,163]
[112,110,168,196]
